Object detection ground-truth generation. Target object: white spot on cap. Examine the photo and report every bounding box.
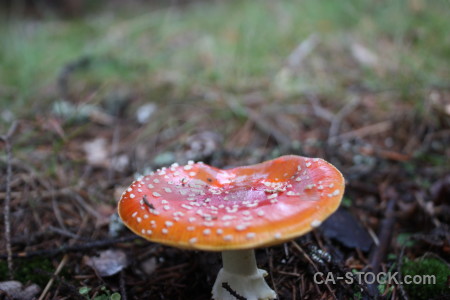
[189,237,197,244]
[163,205,170,210]
[162,228,169,234]
[181,204,193,210]
[184,165,193,170]
[257,211,265,217]
[216,229,223,235]
[130,194,135,199]
[267,193,278,199]
[137,217,142,223]
[223,235,233,241]
[306,162,311,167]
[165,221,174,227]
[153,178,160,183]
[235,225,247,231]
[164,187,172,193]
[187,226,195,231]
[148,184,154,189]
[246,232,256,239]
[146,230,152,235]
[203,229,211,235]
[132,212,138,218]
[189,172,196,177]
[274,233,282,239]
[226,207,238,213]
[311,220,322,228]
[127,188,132,192]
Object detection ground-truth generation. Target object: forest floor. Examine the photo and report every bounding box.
[0,1,449,299]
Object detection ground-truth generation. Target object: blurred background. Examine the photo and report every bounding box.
[0,0,449,299]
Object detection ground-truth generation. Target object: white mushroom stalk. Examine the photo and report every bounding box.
[212,249,276,300]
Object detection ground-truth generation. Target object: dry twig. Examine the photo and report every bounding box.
[1,121,18,279]
[120,270,128,300]
[327,96,360,144]
[368,186,397,297]
[221,282,246,300]
[226,96,291,147]
[39,216,89,300]
[38,254,70,300]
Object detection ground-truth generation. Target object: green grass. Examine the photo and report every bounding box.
[0,0,449,117]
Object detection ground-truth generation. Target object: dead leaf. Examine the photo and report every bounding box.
[83,138,109,167]
[83,249,128,277]
[0,281,41,300]
[321,208,373,252]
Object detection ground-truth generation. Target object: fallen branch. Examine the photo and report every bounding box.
[0,235,143,259]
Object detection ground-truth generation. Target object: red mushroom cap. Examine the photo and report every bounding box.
[118,155,344,251]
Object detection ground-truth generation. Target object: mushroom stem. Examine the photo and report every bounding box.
[212,249,277,300]
[222,249,258,275]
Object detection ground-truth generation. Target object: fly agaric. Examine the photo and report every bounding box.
[118,155,344,300]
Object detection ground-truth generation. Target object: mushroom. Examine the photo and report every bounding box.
[118,155,344,300]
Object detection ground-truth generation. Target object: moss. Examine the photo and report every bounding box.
[0,258,55,287]
[402,257,450,300]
